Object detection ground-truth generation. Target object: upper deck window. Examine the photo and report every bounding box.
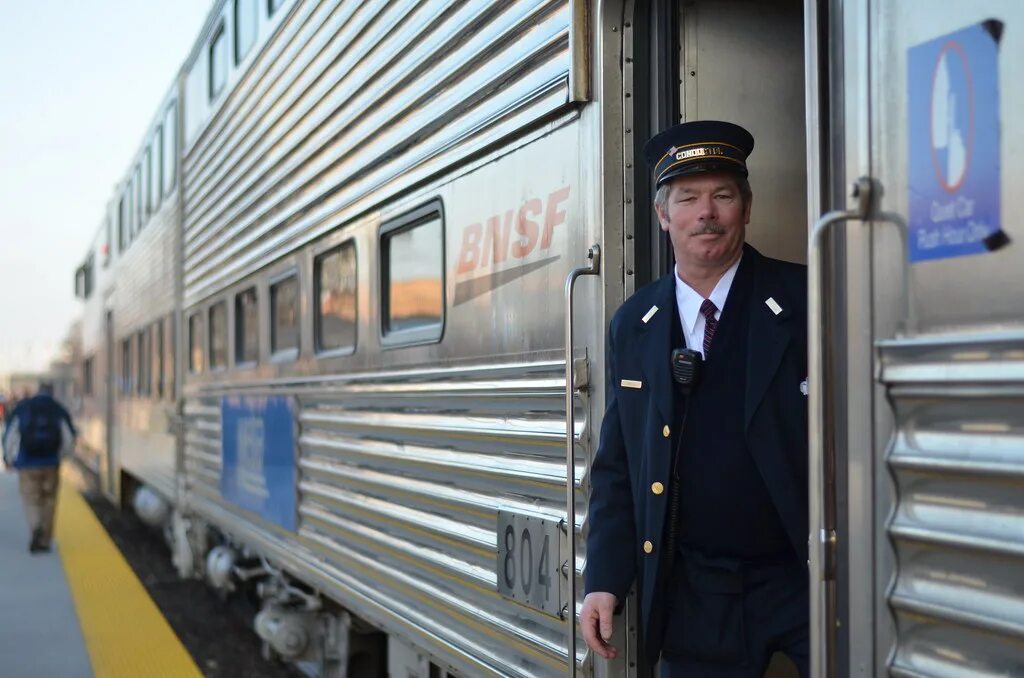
[235,0,258,64]
[134,165,143,230]
[209,24,229,100]
[315,241,357,353]
[118,195,128,252]
[143,147,154,216]
[162,103,176,195]
[126,179,135,240]
[381,203,445,344]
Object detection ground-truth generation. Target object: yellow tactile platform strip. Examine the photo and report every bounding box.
[54,478,202,678]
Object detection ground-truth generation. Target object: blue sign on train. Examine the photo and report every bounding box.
[907,21,1004,262]
[221,395,297,531]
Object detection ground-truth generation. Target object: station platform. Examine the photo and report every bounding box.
[0,470,201,678]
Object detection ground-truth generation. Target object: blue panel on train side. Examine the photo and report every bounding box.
[907,21,1004,262]
[220,395,297,531]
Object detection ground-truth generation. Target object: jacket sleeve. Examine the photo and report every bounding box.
[583,322,637,600]
[60,420,76,459]
[2,415,20,467]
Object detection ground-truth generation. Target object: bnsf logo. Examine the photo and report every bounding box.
[455,186,571,274]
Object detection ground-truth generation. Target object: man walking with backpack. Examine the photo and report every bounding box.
[2,382,76,553]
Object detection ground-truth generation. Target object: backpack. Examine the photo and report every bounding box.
[20,399,62,458]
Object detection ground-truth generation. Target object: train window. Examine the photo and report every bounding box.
[270,275,299,356]
[166,314,176,400]
[126,179,135,241]
[315,242,357,353]
[118,195,128,252]
[83,356,94,397]
[235,0,258,64]
[154,319,164,398]
[134,165,143,230]
[268,0,285,15]
[209,24,229,100]
[189,312,205,373]
[209,301,228,370]
[154,126,164,206]
[235,287,259,365]
[143,147,154,216]
[121,338,132,396]
[381,202,444,344]
[162,103,176,196]
[138,328,151,396]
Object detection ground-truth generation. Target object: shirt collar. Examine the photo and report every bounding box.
[674,253,743,335]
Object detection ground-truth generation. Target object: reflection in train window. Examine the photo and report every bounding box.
[382,206,444,342]
[235,0,258,64]
[271,276,299,355]
[209,301,228,370]
[235,287,259,364]
[209,23,228,100]
[315,242,357,353]
[189,312,204,373]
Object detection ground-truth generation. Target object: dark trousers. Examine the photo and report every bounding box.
[660,555,809,678]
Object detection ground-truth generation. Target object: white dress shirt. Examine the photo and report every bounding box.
[673,254,742,358]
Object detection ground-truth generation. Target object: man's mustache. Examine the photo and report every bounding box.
[691,222,725,235]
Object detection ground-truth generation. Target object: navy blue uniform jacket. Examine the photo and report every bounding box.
[583,244,808,657]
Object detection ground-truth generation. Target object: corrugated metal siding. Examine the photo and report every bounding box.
[112,201,179,336]
[882,336,1024,676]
[184,360,584,676]
[182,0,576,306]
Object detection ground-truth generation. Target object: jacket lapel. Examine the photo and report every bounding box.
[744,248,795,430]
[639,275,677,425]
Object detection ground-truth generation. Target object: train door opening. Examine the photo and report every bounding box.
[630,0,809,287]
[627,0,811,676]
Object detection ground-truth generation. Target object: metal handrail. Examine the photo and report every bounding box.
[563,244,601,677]
[808,177,872,678]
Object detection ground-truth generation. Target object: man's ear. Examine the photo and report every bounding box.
[743,191,754,224]
[655,203,670,232]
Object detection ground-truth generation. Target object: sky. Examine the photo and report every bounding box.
[0,0,211,376]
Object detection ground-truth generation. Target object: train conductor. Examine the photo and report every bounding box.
[581,120,809,677]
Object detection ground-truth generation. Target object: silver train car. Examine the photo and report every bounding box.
[69,0,1024,676]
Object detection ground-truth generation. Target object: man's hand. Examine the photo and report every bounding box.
[580,592,619,659]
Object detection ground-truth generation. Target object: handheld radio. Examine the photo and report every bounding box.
[670,348,702,392]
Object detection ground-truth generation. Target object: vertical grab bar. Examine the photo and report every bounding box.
[564,244,601,677]
[808,178,872,678]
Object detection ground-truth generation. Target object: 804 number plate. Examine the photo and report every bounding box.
[495,510,562,617]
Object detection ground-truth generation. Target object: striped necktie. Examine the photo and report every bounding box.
[700,299,718,356]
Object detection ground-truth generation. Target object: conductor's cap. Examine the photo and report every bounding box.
[643,120,754,188]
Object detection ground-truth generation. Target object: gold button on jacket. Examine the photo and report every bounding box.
[662,425,670,438]
[651,481,664,495]
[643,540,654,554]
